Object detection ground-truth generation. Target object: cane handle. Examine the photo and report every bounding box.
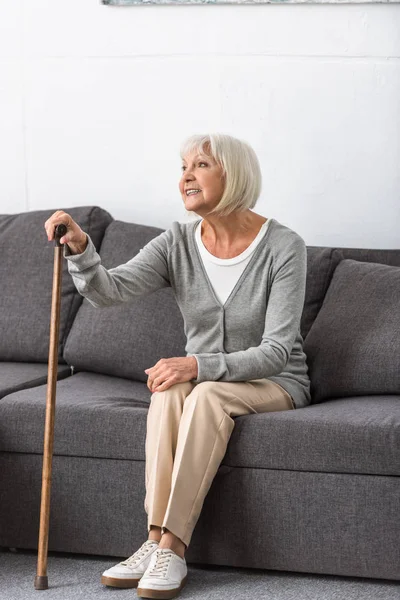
[54,224,67,247]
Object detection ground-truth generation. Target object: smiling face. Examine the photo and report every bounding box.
[179,149,225,216]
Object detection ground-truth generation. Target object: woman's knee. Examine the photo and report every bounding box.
[182,381,231,411]
[183,380,216,401]
[150,381,194,405]
[189,380,222,394]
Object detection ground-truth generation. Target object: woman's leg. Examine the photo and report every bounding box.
[159,378,294,549]
[144,381,196,539]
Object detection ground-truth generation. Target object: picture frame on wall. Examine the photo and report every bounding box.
[103,0,399,5]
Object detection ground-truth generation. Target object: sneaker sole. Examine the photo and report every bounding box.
[137,575,187,599]
[101,575,141,588]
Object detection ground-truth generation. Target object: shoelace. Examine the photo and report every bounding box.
[146,549,173,578]
[120,540,157,567]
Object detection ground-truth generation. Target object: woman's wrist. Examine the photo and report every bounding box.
[189,356,198,380]
[67,234,88,255]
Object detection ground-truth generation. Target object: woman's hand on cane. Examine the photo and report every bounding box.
[44,210,88,255]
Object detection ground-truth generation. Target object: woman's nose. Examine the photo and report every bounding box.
[184,167,194,177]
[182,172,195,185]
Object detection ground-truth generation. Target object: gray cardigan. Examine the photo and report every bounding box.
[64,217,311,408]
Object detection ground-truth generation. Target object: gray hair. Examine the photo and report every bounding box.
[179,133,262,218]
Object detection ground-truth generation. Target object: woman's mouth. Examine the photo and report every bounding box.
[186,189,202,197]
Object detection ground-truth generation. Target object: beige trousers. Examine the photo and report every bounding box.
[144,378,295,549]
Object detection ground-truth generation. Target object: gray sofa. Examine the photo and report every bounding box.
[0,206,399,582]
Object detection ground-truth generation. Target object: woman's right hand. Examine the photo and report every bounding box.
[44,210,88,254]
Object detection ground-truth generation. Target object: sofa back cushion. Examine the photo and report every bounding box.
[303,259,400,403]
[301,247,344,340]
[0,206,113,363]
[63,221,187,382]
[339,246,400,267]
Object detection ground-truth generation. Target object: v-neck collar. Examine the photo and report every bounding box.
[191,218,275,309]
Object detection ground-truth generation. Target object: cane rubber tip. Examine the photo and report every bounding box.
[34,575,48,590]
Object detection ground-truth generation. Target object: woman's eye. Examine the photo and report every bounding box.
[181,162,207,172]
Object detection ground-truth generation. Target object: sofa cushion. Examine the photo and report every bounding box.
[339,246,400,267]
[304,259,400,403]
[0,372,149,457]
[63,221,187,381]
[0,206,113,363]
[0,362,71,400]
[303,259,400,403]
[0,373,398,477]
[300,247,344,340]
[224,395,400,477]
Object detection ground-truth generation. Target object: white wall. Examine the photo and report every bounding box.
[0,0,399,247]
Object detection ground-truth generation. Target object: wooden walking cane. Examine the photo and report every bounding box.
[34,223,68,591]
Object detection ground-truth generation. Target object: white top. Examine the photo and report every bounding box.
[194,218,272,305]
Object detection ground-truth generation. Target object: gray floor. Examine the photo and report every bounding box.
[1,548,399,600]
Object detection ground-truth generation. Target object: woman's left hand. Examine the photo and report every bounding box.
[145,356,198,393]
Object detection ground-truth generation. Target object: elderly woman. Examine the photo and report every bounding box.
[45,133,311,600]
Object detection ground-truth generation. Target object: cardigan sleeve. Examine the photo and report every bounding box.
[63,231,171,308]
[192,236,307,383]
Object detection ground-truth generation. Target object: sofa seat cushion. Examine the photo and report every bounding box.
[0,362,71,400]
[63,221,187,381]
[0,206,113,363]
[0,373,398,477]
[303,259,400,403]
[0,372,151,458]
[224,396,400,477]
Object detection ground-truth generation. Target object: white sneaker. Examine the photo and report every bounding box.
[137,548,188,599]
[101,539,159,588]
